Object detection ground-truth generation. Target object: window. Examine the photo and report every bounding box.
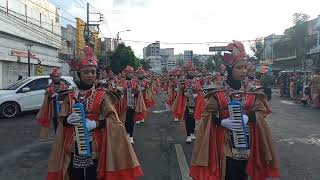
[19,78,49,92]
[3,78,30,90]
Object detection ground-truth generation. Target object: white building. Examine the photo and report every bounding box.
[184,50,193,63]
[0,0,68,88]
[160,48,174,68]
[143,41,161,69]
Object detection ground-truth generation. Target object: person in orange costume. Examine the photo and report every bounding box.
[171,67,184,122]
[45,47,143,180]
[37,67,69,136]
[134,67,149,124]
[190,41,279,180]
[246,62,261,87]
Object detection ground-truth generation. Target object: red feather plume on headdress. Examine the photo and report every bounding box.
[223,40,246,66]
[67,46,98,71]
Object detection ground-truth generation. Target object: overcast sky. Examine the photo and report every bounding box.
[51,0,320,57]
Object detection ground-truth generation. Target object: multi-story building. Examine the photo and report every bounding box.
[0,0,68,88]
[166,54,184,70]
[60,25,76,61]
[184,50,193,63]
[143,41,161,70]
[160,48,174,67]
[271,16,320,71]
[306,15,320,70]
[105,38,115,53]
[263,34,283,65]
[193,54,212,64]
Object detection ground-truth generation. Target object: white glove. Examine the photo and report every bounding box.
[193,94,198,98]
[243,114,249,125]
[86,119,97,131]
[51,92,58,98]
[221,118,243,132]
[67,113,82,125]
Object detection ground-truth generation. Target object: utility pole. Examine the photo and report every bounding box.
[26,44,33,77]
[86,3,90,45]
[6,0,8,14]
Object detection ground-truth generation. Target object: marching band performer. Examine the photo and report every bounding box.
[164,71,173,110]
[120,65,145,144]
[46,47,143,180]
[171,62,199,143]
[37,67,69,137]
[190,41,279,180]
[134,67,148,124]
[183,62,198,143]
[214,64,227,86]
[171,67,184,122]
[246,62,261,87]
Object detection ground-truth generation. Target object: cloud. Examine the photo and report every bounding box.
[54,0,320,57]
[113,0,129,7]
[113,0,150,7]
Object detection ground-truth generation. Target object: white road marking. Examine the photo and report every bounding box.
[280,100,295,105]
[175,144,192,180]
[277,134,320,146]
[152,109,170,113]
[0,139,53,165]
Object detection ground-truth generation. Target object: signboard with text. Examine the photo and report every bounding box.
[209,46,227,52]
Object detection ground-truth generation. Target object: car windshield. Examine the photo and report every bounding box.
[2,78,31,90]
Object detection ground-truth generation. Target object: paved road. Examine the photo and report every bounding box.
[0,91,320,180]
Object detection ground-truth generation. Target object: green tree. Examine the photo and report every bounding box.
[193,57,203,68]
[212,54,222,71]
[250,37,264,62]
[108,43,140,73]
[205,56,214,72]
[287,13,310,69]
[177,58,184,66]
[140,59,152,70]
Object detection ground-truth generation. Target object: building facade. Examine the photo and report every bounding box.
[0,0,69,88]
[270,16,320,71]
[160,48,174,68]
[60,24,76,61]
[184,50,193,63]
[143,41,161,70]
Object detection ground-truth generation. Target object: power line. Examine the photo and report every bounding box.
[50,1,77,19]
[120,34,316,46]
[0,6,79,41]
[77,0,101,14]
[0,13,63,45]
[72,0,86,10]
[27,0,76,23]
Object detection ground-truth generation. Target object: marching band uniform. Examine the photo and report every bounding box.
[190,41,279,180]
[46,47,143,180]
[193,76,206,122]
[246,63,261,87]
[171,68,184,122]
[37,67,69,138]
[134,67,148,124]
[120,66,146,144]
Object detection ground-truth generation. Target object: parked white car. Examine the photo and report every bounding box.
[0,76,76,119]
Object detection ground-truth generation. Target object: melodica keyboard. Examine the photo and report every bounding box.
[228,100,249,149]
[72,103,91,157]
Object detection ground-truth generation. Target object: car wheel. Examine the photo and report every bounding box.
[0,102,21,119]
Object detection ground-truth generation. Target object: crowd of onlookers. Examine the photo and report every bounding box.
[276,70,320,108]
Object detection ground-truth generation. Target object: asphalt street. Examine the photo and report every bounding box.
[0,90,320,180]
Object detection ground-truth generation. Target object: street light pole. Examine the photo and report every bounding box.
[116,30,131,48]
[26,44,33,77]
